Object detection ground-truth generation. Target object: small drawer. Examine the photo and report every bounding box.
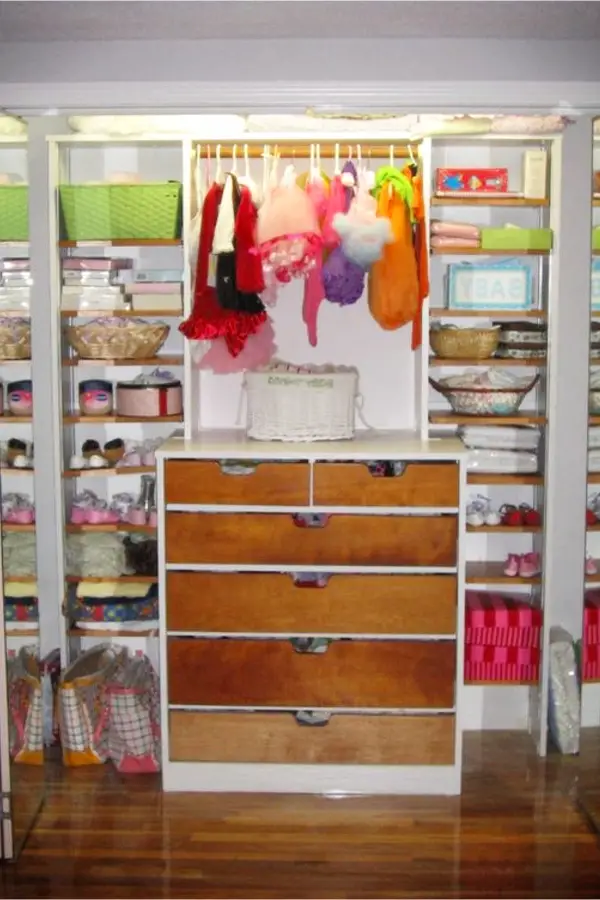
[167,572,457,635]
[167,638,456,709]
[164,460,309,506]
[313,461,459,508]
[169,710,455,765]
[165,512,458,567]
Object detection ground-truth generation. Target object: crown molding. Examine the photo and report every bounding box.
[2,80,599,115]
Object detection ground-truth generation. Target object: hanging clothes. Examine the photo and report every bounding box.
[302,171,329,347]
[213,173,265,312]
[406,167,429,350]
[368,167,419,331]
[322,161,365,307]
[180,182,267,358]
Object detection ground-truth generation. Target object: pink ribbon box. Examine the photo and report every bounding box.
[466,591,542,648]
[465,644,540,683]
[583,643,600,681]
[126,282,182,295]
[584,590,600,645]
[62,258,133,271]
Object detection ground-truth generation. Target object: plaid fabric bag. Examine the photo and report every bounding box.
[7,645,43,765]
[107,652,161,774]
[58,644,126,766]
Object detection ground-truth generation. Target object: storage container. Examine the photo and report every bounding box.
[59,182,183,241]
[0,185,28,241]
[7,379,32,416]
[66,318,169,360]
[79,379,113,416]
[593,228,600,252]
[466,591,542,648]
[480,228,553,252]
[430,325,500,360]
[464,644,540,683]
[429,374,538,417]
[116,373,182,418]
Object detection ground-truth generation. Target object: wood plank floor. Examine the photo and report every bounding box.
[2,730,600,898]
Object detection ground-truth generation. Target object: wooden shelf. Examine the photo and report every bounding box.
[589,473,600,484]
[466,561,541,585]
[63,355,184,367]
[65,576,157,584]
[464,678,537,686]
[467,525,541,534]
[430,356,545,368]
[59,239,182,248]
[63,413,182,424]
[431,196,548,207]
[63,465,155,478]
[2,523,35,533]
[590,417,600,426]
[60,308,183,318]
[5,627,39,638]
[430,412,546,426]
[0,311,30,319]
[588,524,600,531]
[68,626,158,639]
[0,467,33,476]
[429,308,546,319]
[467,473,543,486]
[431,247,550,257]
[3,575,37,583]
[0,413,32,423]
[66,524,156,534]
[585,567,600,583]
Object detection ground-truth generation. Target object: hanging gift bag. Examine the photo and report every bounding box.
[58,644,125,766]
[107,652,161,774]
[7,645,43,765]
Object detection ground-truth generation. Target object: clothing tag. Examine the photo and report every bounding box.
[207,254,217,287]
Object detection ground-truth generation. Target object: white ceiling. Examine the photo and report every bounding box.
[1,1,600,42]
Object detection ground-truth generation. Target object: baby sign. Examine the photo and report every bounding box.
[448,260,533,311]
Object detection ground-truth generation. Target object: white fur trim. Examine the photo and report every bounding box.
[212,174,235,254]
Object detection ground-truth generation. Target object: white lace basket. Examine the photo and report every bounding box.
[244,370,358,442]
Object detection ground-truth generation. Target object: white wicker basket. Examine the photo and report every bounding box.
[245,370,358,442]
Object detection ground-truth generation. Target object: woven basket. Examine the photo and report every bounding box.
[0,186,28,241]
[0,322,31,359]
[590,390,600,414]
[430,375,538,416]
[245,370,358,441]
[66,321,170,360]
[430,326,500,360]
[59,183,182,241]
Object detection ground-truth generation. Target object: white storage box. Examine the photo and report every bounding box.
[244,367,359,442]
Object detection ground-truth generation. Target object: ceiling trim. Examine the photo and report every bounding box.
[2,80,600,115]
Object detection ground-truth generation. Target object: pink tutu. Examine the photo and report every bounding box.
[257,170,321,283]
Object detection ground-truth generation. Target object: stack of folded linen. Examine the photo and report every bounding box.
[459,425,541,474]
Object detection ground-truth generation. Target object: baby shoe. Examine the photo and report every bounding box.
[12,453,33,469]
[520,504,542,526]
[110,492,136,521]
[587,507,598,526]
[88,454,108,469]
[500,504,523,527]
[127,505,147,527]
[6,438,27,467]
[69,454,87,470]
[466,498,485,527]
[8,503,35,525]
[141,447,156,467]
[69,505,88,525]
[116,449,142,467]
[87,502,120,525]
[503,553,521,577]
[82,439,102,459]
[103,438,125,464]
[148,508,158,528]
[519,552,541,578]
[586,555,598,576]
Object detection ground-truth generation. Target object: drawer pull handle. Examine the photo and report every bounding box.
[219,461,258,477]
[291,573,330,589]
[366,461,407,478]
[292,513,330,529]
[295,710,331,727]
[290,637,331,654]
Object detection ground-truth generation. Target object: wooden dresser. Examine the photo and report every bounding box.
[157,430,466,795]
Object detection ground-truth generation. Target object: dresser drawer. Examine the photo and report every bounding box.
[167,572,457,635]
[313,461,459,507]
[169,710,455,765]
[164,460,309,506]
[165,513,457,567]
[167,638,456,708]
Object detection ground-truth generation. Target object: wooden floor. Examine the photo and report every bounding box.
[2,731,600,898]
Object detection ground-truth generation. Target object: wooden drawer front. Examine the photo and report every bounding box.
[167,638,456,708]
[165,513,457,567]
[164,460,309,506]
[313,462,459,508]
[169,711,455,765]
[167,572,457,635]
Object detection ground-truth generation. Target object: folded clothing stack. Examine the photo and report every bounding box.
[582,590,600,680]
[3,532,37,578]
[0,258,31,312]
[61,257,133,312]
[66,581,158,628]
[459,425,540,474]
[66,533,127,579]
[4,581,38,627]
[588,427,600,472]
[430,220,480,249]
[465,590,542,683]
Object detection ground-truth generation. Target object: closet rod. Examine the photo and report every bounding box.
[192,143,418,159]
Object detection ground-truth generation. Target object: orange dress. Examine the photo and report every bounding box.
[408,170,430,350]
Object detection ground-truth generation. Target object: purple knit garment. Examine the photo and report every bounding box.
[322,160,364,305]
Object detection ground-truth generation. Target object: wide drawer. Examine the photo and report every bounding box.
[165,513,458,567]
[169,710,455,765]
[167,638,456,708]
[313,462,459,507]
[167,572,457,635]
[164,460,309,505]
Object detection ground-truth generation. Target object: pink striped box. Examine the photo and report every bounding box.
[465,645,540,683]
[583,644,600,681]
[584,590,600,646]
[466,591,542,648]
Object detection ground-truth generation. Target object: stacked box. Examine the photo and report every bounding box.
[465,591,542,682]
[583,590,600,680]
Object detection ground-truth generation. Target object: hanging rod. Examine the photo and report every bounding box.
[191,142,420,160]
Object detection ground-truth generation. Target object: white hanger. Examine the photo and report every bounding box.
[215,144,224,185]
[244,143,250,180]
[334,143,340,176]
[309,143,315,181]
[347,145,353,161]
[408,143,417,168]
[389,144,394,167]
[194,144,202,212]
[316,143,321,176]
[232,143,238,175]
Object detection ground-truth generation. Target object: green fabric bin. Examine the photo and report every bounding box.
[0,185,28,241]
[480,228,553,252]
[593,228,600,252]
[59,182,183,241]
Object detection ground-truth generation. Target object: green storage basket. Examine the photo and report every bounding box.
[59,182,183,241]
[481,228,553,252]
[0,185,28,241]
[593,228,600,252]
